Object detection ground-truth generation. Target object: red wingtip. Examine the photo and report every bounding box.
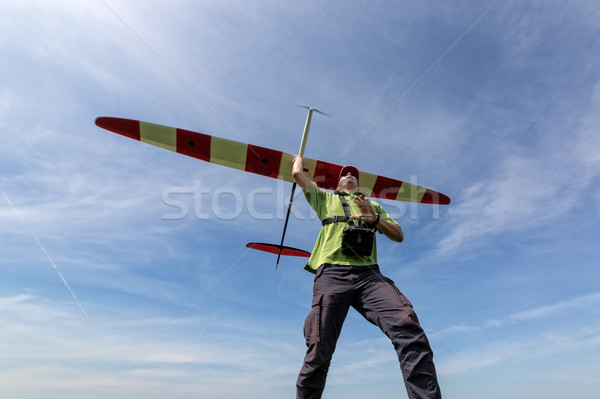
[421,189,451,205]
[95,117,141,140]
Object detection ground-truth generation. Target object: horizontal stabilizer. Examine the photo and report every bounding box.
[246,242,311,257]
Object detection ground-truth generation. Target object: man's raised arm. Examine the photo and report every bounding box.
[292,156,312,192]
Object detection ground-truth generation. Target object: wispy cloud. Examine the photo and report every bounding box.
[3,2,600,398]
[437,322,600,377]
[0,293,302,398]
[502,292,600,323]
[437,81,600,253]
[439,291,600,336]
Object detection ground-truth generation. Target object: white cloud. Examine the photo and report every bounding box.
[0,293,302,398]
[2,2,600,399]
[437,323,600,377]
[507,292,600,323]
[437,80,600,253]
[438,291,600,336]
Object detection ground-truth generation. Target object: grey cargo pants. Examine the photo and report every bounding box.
[296,264,441,399]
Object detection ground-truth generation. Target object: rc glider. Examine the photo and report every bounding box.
[95,109,450,266]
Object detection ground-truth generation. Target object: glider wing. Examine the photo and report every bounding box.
[95,117,450,205]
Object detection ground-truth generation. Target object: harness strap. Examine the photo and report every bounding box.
[321,215,349,226]
[321,195,353,226]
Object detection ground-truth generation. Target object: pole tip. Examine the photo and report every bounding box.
[295,105,330,116]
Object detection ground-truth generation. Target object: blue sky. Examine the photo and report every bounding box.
[1,1,600,398]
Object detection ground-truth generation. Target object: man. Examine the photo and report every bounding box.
[292,156,442,399]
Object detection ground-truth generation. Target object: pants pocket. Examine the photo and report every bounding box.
[382,276,414,308]
[304,293,323,345]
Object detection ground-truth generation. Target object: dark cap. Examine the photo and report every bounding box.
[339,165,359,181]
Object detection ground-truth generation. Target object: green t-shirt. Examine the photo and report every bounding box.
[303,181,399,273]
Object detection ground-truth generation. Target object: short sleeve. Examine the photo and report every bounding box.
[303,181,329,219]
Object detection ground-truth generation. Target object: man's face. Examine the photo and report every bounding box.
[339,172,358,188]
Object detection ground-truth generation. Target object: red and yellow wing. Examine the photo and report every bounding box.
[95,117,450,205]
